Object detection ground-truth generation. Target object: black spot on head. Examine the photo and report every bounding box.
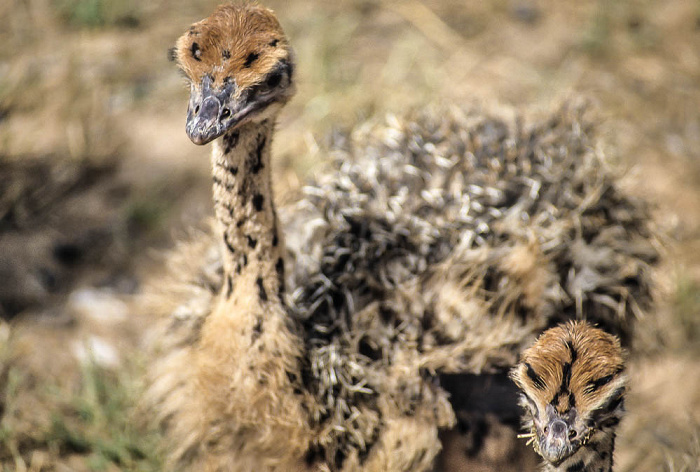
[222,49,231,59]
[236,219,244,228]
[247,236,258,249]
[269,38,279,47]
[191,42,202,61]
[242,253,248,268]
[566,341,578,364]
[525,363,546,390]
[586,376,610,395]
[585,368,622,395]
[257,276,268,302]
[252,194,264,211]
[561,361,572,389]
[272,232,278,247]
[244,52,259,68]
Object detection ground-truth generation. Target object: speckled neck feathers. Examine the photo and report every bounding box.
[211,119,285,302]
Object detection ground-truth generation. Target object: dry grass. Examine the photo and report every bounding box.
[0,0,699,470]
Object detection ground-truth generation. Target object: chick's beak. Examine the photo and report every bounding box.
[539,418,572,463]
[186,75,236,145]
[535,405,586,465]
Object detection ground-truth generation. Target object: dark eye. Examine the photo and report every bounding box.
[221,108,231,119]
[266,71,282,88]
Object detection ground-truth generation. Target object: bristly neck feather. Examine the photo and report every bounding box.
[210,118,285,302]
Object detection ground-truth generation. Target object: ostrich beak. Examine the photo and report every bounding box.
[186,74,286,145]
[536,405,588,465]
[539,417,572,464]
[186,75,238,145]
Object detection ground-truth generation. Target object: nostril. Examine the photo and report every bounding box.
[221,108,231,119]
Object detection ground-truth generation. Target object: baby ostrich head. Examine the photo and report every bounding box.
[172,4,295,145]
[511,321,626,470]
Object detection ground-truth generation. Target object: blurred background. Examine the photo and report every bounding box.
[0,0,699,470]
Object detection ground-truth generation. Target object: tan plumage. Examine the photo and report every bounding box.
[145,4,659,471]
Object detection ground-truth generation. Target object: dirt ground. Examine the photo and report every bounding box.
[0,0,699,471]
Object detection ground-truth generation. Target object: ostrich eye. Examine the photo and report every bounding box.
[266,71,283,88]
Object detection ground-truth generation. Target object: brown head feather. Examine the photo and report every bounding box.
[174,4,290,93]
[513,321,625,418]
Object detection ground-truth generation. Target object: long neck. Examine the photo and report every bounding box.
[543,431,616,472]
[210,118,285,302]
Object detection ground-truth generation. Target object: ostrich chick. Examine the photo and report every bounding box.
[165,5,310,471]
[151,4,451,471]
[511,321,626,472]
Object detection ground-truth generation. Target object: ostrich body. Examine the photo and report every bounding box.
[511,321,626,472]
[147,4,658,472]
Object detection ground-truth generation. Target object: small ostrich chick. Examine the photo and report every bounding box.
[511,321,626,472]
